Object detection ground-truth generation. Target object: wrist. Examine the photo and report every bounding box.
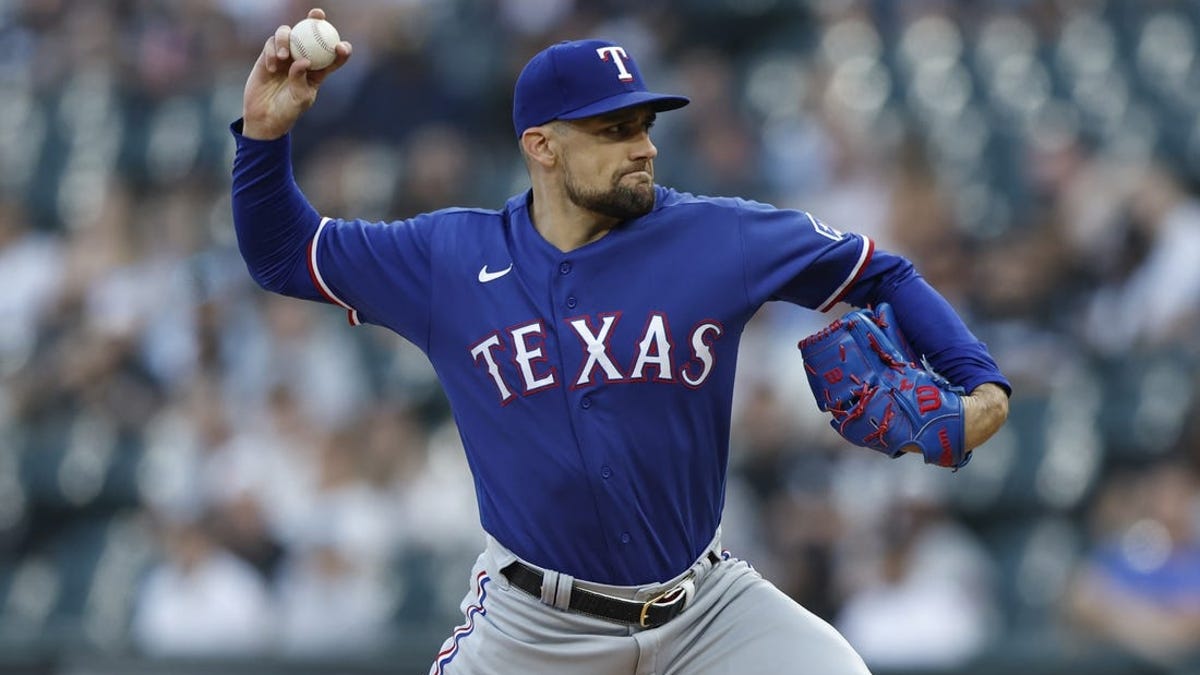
[963,383,1009,450]
[241,117,288,141]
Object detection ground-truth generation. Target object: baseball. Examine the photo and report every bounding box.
[289,17,340,70]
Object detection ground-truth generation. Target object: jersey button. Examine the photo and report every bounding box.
[566,296,577,309]
[600,465,612,479]
[559,262,572,275]
[620,532,631,544]
[580,396,592,409]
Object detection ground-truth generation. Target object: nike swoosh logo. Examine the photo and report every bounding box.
[478,264,513,283]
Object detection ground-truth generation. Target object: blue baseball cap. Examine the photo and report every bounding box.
[512,39,690,137]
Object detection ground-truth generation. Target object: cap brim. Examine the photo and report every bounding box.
[557,91,690,121]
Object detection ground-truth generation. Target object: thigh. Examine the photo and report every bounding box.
[661,559,872,675]
[430,560,640,675]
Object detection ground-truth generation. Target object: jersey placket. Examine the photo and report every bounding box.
[547,252,633,556]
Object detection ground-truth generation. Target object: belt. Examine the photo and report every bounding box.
[500,552,720,629]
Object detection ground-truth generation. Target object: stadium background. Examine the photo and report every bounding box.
[2,0,1199,673]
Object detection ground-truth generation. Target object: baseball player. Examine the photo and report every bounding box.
[232,8,1011,674]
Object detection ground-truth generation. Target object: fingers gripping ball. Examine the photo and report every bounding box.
[290,17,340,70]
[798,304,970,470]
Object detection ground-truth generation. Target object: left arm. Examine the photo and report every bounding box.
[730,204,1010,451]
[845,249,1010,451]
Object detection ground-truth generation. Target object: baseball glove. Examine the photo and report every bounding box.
[798,303,970,469]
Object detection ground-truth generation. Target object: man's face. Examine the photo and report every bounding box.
[553,106,659,220]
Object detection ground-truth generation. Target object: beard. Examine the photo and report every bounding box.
[562,163,656,221]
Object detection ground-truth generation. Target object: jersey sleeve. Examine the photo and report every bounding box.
[309,214,435,348]
[735,200,873,311]
[229,120,436,348]
[846,252,1013,396]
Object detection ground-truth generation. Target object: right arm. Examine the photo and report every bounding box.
[230,123,321,298]
[231,11,434,342]
[231,8,352,298]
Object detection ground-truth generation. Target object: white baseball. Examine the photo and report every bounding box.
[289,18,340,70]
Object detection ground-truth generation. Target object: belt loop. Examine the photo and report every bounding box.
[540,569,574,611]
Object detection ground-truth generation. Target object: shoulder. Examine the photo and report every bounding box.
[416,191,528,228]
[380,204,507,245]
[653,186,781,217]
[416,205,505,226]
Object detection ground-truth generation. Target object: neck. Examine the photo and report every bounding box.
[529,185,620,253]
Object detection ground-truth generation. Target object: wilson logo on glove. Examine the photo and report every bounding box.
[915,385,943,413]
[798,304,970,470]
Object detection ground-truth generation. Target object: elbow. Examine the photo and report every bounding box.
[233,221,313,297]
[245,263,301,296]
[247,267,285,294]
[238,251,307,296]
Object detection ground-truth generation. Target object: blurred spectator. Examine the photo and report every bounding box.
[1064,460,1200,666]
[1080,163,1200,355]
[884,135,971,304]
[0,198,62,378]
[275,541,396,657]
[967,220,1083,396]
[662,48,766,199]
[834,490,999,670]
[393,123,480,216]
[209,492,286,582]
[225,294,372,431]
[131,516,275,657]
[363,407,482,556]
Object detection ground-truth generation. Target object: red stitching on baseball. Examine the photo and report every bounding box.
[310,20,333,53]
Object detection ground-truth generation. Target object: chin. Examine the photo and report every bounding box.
[627,177,654,196]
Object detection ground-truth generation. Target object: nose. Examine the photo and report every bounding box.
[632,131,657,161]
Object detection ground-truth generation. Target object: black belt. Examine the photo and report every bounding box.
[500,552,720,629]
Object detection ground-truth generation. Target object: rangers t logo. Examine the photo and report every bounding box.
[596,46,635,82]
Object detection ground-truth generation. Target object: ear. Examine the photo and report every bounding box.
[520,126,557,168]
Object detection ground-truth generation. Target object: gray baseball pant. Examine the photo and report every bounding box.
[429,534,871,674]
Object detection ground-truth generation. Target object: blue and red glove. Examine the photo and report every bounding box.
[798,304,969,470]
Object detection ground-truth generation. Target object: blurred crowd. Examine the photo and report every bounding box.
[1,0,1200,672]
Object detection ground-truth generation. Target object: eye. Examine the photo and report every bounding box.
[603,119,653,138]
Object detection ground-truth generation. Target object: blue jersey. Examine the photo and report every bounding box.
[231,126,1009,585]
[312,188,869,584]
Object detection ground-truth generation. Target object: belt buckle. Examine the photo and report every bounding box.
[638,577,695,628]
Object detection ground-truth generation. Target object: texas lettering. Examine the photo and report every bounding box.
[468,312,725,404]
